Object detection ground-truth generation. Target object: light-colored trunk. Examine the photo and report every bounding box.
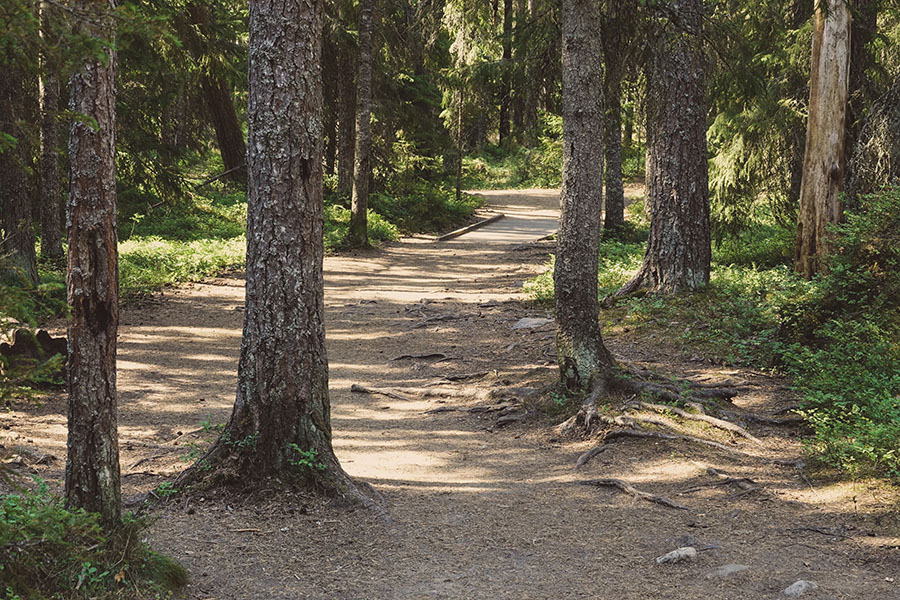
[794,0,851,278]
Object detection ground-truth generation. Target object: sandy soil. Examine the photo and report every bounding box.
[2,189,899,600]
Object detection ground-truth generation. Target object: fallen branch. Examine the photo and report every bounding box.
[392,353,448,361]
[577,478,690,510]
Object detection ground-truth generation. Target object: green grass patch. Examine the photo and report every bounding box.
[0,479,186,599]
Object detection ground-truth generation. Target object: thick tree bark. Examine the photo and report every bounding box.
[601,8,626,233]
[65,1,121,527]
[337,43,356,199]
[187,4,247,184]
[39,1,63,261]
[498,0,513,147]
[794,0,850,278]
[0,67,39,286]
[348,0,375,248]
[616,1,710,296]
[555,0,614,392]
[177,0,378,509]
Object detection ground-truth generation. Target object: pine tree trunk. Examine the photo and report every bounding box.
[337,44,356,199]
[616,1,710,296]
[843,0,877,208]
[65,1,121,527]
[187,4,247,184]
[177,0,378,509]
[0,66,39,286]
[498,0,513,148]
[348,0,375,248]
[602,34,625,232]
[794,0,850,278]
[555,0,614,392]
[39,1,63,261]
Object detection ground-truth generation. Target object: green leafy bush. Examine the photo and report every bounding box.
[0,479,186,599]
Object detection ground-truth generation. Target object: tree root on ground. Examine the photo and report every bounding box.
[577,478,690,510]
[626,400,763,445]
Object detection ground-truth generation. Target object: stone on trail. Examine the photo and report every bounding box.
[655,546,698,564]
[783,580,819,597]
[704,564,749,579]
[511,317,553,330]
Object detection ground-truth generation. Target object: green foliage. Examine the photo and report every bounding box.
[323,206,399,250]
[525,187,900,478]
[369,183,481,234]
[0,479,186,599]
[287,444,326,473]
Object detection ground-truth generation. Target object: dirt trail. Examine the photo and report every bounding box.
[3,189,898,599]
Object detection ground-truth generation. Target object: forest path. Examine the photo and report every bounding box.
[6,190,897,599]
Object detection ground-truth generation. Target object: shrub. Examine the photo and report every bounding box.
[0,479,186,599]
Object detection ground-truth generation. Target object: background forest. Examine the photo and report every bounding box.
[2,0,900,596]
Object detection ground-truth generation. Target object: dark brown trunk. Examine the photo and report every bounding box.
[601,25,625,232]
[616,1,710,296]
[843,0,877,208]
[65,0,121,527]
[498,0,513,147]
[349,0,375,248]
[39,1,63,261]
[623,98,634,150]
[794,0,850,278]
[187,3,247,184]
[337,43,356,199]
[0,66,39,286]
[324,105,337,176]
[555,0,614,392]
[177,0,378,510]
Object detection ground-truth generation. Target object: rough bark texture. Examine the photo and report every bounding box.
[498,0,512,147]
[794,0,850,278]
[843,0,877,209]
[601,6,626,232]
[0,66,39,286]
[177,0,376,508]
[616,1,710,296]
[65,1,121,526]
[39,1,64,261]
[187,4,247,184]
[336,43,356,198]
[348,0,375,248]
[554,0,614,392]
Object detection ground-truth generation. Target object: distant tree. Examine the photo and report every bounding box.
[65,0,121,527]
[615,0,710,295]
[0,61,39,286]
[348,0,376,248]
[336,39,356,198]
[177,0,381,510]
[554,0,614,392]
[38,0,63,261]
[794,0,851,278]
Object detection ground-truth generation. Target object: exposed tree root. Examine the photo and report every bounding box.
[679,467,760,495]
[577,478,690,510]
[627,400,763,445]
[600,418,751,455]
[574,445,609,469]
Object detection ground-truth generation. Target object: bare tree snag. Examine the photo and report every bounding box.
[176,0,382,515]
[794,0,851,278]
[348,0,375,248]
[65,0,121,527]
[554,0,615,392]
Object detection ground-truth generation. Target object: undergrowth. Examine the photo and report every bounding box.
[525,186,900,478]
[0,479,186,599]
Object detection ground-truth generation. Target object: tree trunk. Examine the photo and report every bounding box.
[348,0,375,248]
[843,0,877,209]
[65,0,121,527]
[324,105,337,176]
[794,0,850,278]
[616,1,710,296]
[555,0,614,392]
[498,0,513,148]
[39,1,63,261]
[601,15,625,233]
[0,66,39,286]
[187,4,247,184]
[337,43,356,199]
[176,0,378,509]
